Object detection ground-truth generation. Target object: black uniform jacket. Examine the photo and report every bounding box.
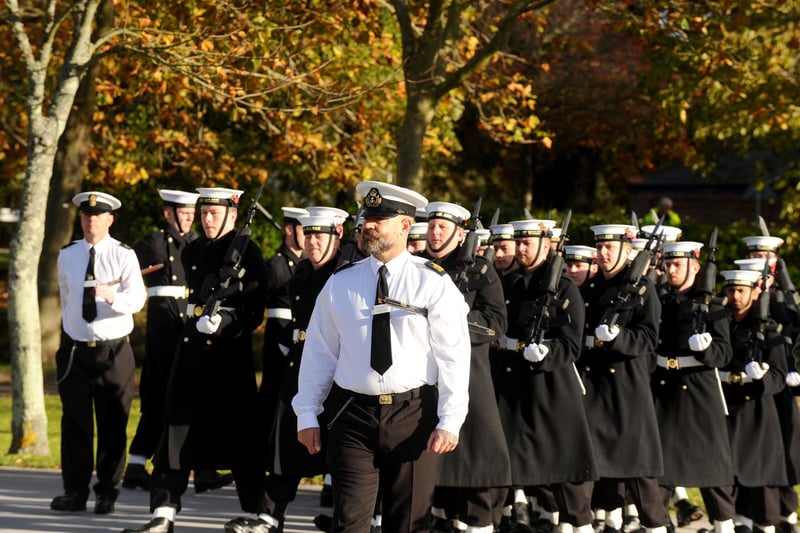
[134,225,197,413]
[265,251,341,478]
[495,264,598,486]
[425,251,512,488]
[652,286,734,487]
[164,230,266,470]
[723,309,789,487]
[580,268,664,478]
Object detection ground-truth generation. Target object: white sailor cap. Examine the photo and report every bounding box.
[631,238,649,251]
[356,180,427,219]
[590,224,636,242]
[298,214,341,234]
[490,224,515,243]
[720,269,761,287]
[73,191,122,214]
[640,224,682,242]
[564,245,597,263]
[510,219,556,239]
[415,207,428,223]
[281,207,309,224]
[306,206,349,225]
[743,235,784,253]
[426,201,472,226]
[408,222,428,241]
[734,257,777,272]
[196,187,243,207]
[472,228,491,245]
[158,189,199,207]
[663,241,703,259]
[551,227,563,240]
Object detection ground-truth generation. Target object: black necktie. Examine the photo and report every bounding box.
[370,265,392,374]
[82,246,98,323]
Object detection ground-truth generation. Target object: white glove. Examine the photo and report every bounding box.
[744,361,769,380]
[594,324,620,342]
[786,372,800,387]
[688,332,713,352]
[497,335,518,351]
[522,343,549,363]
[196,313,222,334]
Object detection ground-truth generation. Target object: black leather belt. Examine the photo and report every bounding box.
[71,336,129,348]
[338,384,434,406]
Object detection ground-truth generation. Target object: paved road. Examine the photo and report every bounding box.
[0,467,325,533]
[0,466,713,533]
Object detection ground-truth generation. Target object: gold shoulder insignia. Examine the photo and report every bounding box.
[424,260,446,275]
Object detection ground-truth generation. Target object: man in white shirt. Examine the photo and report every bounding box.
[51,191,147,515]
[293,180,471,533]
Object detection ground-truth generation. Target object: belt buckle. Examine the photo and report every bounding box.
[593,338,604,348]
[87,341,97,348]
[193,305,204,317]
[378,394,393,405]
[666,357,680,370]
[729,372,742,385]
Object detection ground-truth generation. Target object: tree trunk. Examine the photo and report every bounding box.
[8,132,59,454]
[395,92,438,192]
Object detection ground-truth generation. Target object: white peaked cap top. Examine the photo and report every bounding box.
[590,224,636,241]
[305,206,349,225]
[158,189,200,206]
[408,222,428,240]
[510,219,556,237]
[743,235,784,251]
[721,269,761,286]
[281,207,310,221]
[564,245,597,262]
[734,257,776,271]
[663,241,703,258]
[356,180,427,219]
[426,201,472,225]
[196,187,243,207]
[73,191,122,212]
[640,224,682,242]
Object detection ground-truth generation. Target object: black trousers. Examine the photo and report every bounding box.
[149,463,267,514]
[659,485,735,523]
[433,486,507,527]
[734,484,782,527]
[56,336,135,498]
[593,477,670,528]
[552,482,594,526]
[326,384,441,533]
[264,472,302,522]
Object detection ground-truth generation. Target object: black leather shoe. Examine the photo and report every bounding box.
[430,516,453,533]
[778,523,800,533]
[94,493,116,514]
[223,516,276,533]
[675,499,703,527]
[50,492,87,512]
[319,483,333,507]
[121,517,174,533]
[122,464,151,490]
[194,470,234,493]
[622,515,641,533]
[314,514,333,532]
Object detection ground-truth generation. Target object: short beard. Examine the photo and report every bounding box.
[361,231,394,256]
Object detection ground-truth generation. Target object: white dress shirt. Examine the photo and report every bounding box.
[58,235,147,342]
[293,250,471,436]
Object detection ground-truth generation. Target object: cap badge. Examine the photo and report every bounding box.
[365,187,383,208]
[88,194,97,207]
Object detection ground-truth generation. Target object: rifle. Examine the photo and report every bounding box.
[754,215,800,316]
[254,202,285,233]
[200,184,264,318]
[520,210,572,346]
[599,215,664,328]
[747,256,782,364]
[690,228,728,334]
[336,205,364,268]
[481,208,500,265]
[453,198,483,292]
